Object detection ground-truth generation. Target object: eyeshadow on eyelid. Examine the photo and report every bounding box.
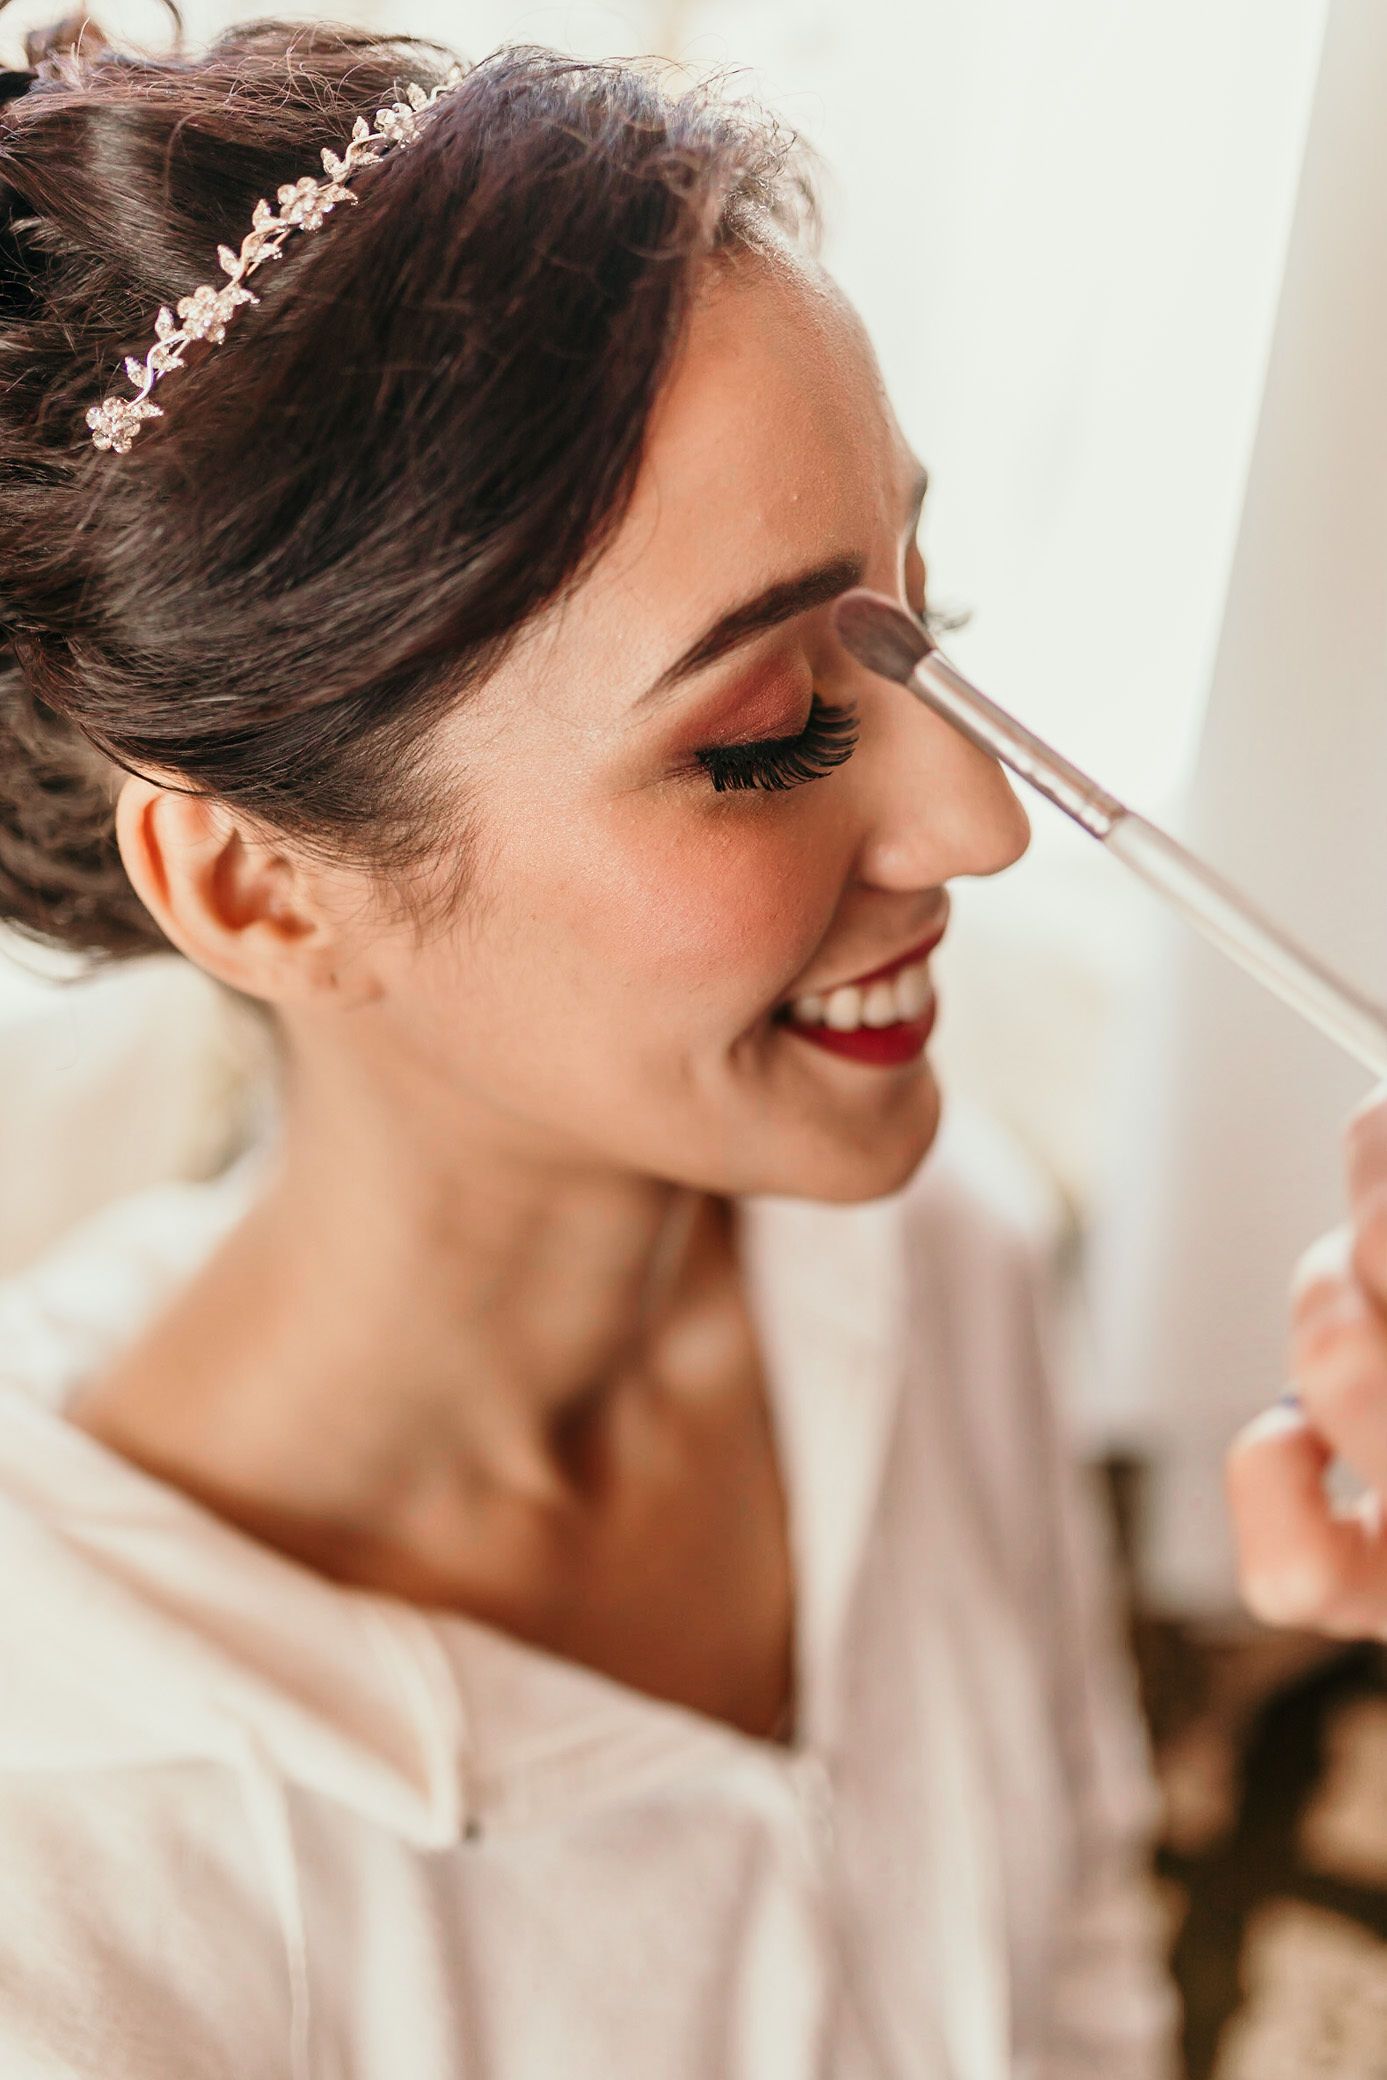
[675,667,812,745]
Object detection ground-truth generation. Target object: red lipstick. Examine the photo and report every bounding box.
[773,904,947,1069]
[787,997,937,1067]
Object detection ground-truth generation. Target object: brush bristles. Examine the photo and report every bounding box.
[832,589,935,685]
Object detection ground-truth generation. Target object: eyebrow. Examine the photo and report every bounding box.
[632,461,930,712]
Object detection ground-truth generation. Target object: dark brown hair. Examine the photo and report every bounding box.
[0,7,818,966]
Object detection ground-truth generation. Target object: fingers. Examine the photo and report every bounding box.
[1344,1079,1387,1296]
[1236,1081,1387,1640]
[1288,1235,1387,1495]
[1345,1077,1387,1207]
[1227,1401,1387,1636]
[1287,1221,1355,1321]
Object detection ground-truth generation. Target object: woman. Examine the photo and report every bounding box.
[0,15,1178,2077]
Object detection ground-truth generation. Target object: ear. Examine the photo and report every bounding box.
[113,774,382,1009]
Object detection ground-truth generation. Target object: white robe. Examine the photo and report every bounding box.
[0,1101,1178,2078]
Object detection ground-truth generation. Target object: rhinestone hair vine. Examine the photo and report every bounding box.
[85,61,468,454]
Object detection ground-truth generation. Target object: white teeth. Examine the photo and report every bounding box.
[861,980,899,1028]
[786,955,935,1031]
[893,959,933,1019]
[823,984,863,1030]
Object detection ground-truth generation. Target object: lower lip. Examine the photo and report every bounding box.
[776,991,938,1066]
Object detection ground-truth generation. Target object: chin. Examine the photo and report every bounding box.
[751,1063,945,1206]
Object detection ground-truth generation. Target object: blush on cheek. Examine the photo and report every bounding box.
[608,816,840,1020]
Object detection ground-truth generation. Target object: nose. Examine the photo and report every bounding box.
[845,665,1032,892]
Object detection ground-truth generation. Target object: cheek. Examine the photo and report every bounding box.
[557,802,842,1015]
[412,727,853,1048]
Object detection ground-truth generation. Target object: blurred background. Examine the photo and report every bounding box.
[4,0,1387,2068]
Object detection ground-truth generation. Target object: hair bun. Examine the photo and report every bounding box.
[0,2,131,89]
[21,8,112,67]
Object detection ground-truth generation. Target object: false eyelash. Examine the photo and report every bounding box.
[696,694,861,794]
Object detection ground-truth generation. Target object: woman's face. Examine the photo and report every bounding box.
[338,247,1030,1204]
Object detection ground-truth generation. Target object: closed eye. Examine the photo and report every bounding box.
[694,694,860,793]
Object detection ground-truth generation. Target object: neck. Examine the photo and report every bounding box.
[72,1023,732,1543]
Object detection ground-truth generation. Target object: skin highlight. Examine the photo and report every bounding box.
[70,245,1029,1735]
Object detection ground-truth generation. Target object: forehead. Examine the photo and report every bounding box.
[505,251,913,726]
[634,248,904,552]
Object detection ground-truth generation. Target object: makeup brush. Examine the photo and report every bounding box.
[833,588,1387,1081]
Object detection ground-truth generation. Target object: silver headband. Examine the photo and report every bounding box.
[85,61,467,454]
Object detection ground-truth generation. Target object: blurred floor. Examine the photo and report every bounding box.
[1105,1461,1387,2077]
[1146,1622,1387,2076]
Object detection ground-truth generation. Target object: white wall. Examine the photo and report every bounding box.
[1088,0,1387,1610]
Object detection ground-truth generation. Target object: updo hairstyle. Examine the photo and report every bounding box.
[0,4,817,966]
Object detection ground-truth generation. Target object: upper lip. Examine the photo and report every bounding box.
[776,898,951,1009]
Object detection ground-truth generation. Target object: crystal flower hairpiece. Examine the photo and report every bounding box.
[85,61,467,454]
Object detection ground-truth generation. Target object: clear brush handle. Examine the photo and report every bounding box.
[1106,812,1387,1081]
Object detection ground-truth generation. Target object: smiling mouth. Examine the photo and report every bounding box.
[773,956,935,1036]
[771,906,949,1035]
